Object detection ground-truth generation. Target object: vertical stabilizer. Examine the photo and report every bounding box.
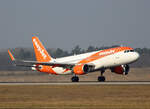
[32,35,53,62]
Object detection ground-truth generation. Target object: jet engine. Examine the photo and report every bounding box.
[110,64,130,75]
[73,64,94,75]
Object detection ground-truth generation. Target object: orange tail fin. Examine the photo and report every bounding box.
[32,35,53,62]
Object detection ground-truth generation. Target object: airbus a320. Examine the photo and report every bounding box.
[8,34,140,82]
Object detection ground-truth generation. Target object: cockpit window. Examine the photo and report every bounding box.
[124,50,135,53]
[130,50,134,52]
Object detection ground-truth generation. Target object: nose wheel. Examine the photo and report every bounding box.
[98,69,106,82]
[71,76,79,82]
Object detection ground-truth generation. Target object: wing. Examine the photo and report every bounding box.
[15,60,75,69]
[8,50,75,68]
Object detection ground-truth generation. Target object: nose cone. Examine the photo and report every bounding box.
[133,52,140,61]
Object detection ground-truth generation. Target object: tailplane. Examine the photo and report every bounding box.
[32,34,53,62]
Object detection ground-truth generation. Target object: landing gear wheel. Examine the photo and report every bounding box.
[97,69,106,82]
[98,76,105,82]
[71,76,79,82]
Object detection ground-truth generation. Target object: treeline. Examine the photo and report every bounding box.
[10,45,120,59]
[0,45,150,71]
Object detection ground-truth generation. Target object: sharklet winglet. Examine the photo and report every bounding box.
[8,50,15,61]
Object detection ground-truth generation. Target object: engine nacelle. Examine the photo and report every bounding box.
[111,65,130,75]
[73,64,92,75]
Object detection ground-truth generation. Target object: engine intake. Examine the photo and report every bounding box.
[73,64,94,75]
[111,65,130,75]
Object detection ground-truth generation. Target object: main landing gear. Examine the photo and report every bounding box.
[71,76,79,82]
[98,70,106,82]
[71,70,106,82]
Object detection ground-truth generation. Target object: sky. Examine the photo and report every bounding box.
[0,0,150,50]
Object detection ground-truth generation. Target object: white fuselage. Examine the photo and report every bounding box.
[51,50,139,75]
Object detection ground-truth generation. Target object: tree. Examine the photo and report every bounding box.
[51,48,69,58]
[86,46,96,52]
[71,45,82,55]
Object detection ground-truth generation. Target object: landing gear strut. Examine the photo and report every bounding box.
[71,76,79,82]
[98,69,105,82]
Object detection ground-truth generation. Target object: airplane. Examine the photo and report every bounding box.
[8,34,140,82]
